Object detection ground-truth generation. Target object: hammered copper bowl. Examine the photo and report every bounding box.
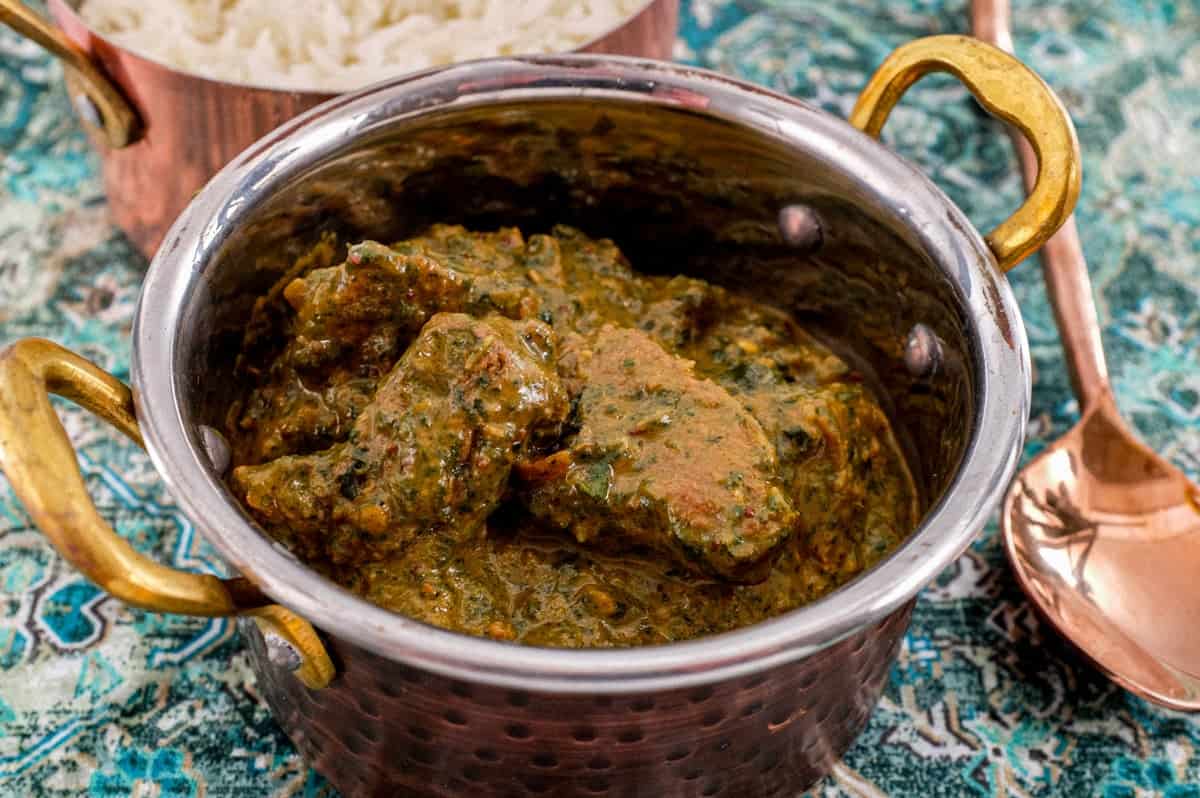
[0,37,1080,797]
[1,0,679,256]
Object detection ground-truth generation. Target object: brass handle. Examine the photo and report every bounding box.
[850,34,1081,272]
[0,0,138,147]
[0,339,333,688]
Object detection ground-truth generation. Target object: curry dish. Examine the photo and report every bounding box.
[226,225,918,647]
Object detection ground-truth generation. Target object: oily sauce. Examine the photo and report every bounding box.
[227,225,918,647]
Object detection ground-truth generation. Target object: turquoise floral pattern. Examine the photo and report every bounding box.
[90,747,197,798]
[2,0,1200,795]
[1102,757,1200,798]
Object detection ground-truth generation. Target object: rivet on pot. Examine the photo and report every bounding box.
[904,323,943,378]
[777,204,823,251]
[198,425,232,474]
[264,630,303,672]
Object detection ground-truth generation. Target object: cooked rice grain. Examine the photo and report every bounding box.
[80,0,646,92]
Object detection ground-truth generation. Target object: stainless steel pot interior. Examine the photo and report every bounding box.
[132,56,1029,693]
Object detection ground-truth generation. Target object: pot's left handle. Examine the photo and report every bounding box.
[0,0,138,147]
[0,339,333,689]
[850,34,1081,272]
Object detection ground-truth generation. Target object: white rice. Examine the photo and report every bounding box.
[79,0,646,92]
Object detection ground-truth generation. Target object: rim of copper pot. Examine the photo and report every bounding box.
[49,0,673,97]
[133,54,1030,694]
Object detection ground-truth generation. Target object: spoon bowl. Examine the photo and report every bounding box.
[1004,395,1200,709]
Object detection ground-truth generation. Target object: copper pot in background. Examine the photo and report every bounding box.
[0,0,680,257]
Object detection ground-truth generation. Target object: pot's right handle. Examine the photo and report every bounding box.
[0,339,334,689]
[850,34,1081,272]
[0,0,138,147]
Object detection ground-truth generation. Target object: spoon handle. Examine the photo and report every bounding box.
[971,0,1112,410]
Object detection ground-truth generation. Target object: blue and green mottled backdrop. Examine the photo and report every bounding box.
[2,1,1199,795]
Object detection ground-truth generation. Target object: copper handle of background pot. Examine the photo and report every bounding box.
[0,339,334,688]
[0,0,137,147]
[850,34,1082,272]
[971,0,1110,409]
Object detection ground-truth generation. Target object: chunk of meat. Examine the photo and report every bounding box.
[231,372,378,466]
[739,381,918,587]
[284,235,541,371]
[674,287,919,586]
[519,325,798,582]
[516,226,645,337]
[680,295,852,390]
[639,275,720,349]
[232,229,543,463]
[232,313,568,565]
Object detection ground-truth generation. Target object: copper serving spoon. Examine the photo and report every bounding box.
[972,0,1200,710]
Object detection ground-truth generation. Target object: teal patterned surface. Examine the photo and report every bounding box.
[1,1,1199,795]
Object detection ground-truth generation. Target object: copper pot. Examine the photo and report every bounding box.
[0,0,679,257]
[0,37,1079,797]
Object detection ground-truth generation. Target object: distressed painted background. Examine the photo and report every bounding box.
[1,1,1199,795]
